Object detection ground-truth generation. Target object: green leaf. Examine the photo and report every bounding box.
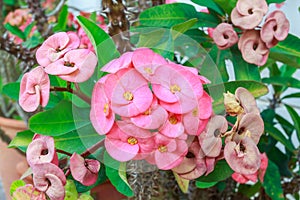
[4,0,16,5]
[266,147,292,177]
[78,194,94,200]
[191,0,225,15]
[195,181,217,189]
[53,5,69,32]
[263,160,284,200]
[266,0,286,4]
[104,152,134,197]
[64,180,78,200]
[23,22,35,38]
[22,34,44,49]
[29,100,91,136]
[196,160,233,182]
[8,130,34,152]
[262,76,300,89]
[10,180,26,196]
[238,182,261,198]
[206,80,268,114]
[282,92,300,99]
[2,82,20,100]
[275,114,294,137]
[230,46,261,81]
[213,0,237,14]
[171,18,198,39]
[173,172,189,193]
[285,104,300,141]
[4,23,26,40]
[264,123,296,153]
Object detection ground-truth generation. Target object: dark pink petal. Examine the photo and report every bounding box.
[70,153,100,186]
[224,137,261,175]
[102,52,133,73]
[212,23,238,49]
[232,172,250,183]
[258,153,268,182]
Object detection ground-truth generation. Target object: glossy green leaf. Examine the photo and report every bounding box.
[23,22,35,38]
[230,46,261,81]
[2,82,20,100]
[282,92,300,99]
[262,76,300,89]
[195,181,217,189]
[238,182,261,198]
[104,152,134,197]
[191,0,225,15]
[53,5,69,32]
[266,147,292,177]
[196,160,233,182]
[266,0,286,4]
[4,23,25,40]
[3,0,16,5]
[8,130,34,152]
[213,0,237,14]
[22,34,44,49]
[264,123,296,153]
[263,160,284,200]
[171,18,198,39]
[285,104,300,141]
[10,180,26,196]
[29,100,90,136]
[207,80,268,114]
[78,194,94,200]
[64,180,78,200]
[275,114,294,137]
[173,172,189,193]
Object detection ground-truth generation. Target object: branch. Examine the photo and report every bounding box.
[51,86,91,104]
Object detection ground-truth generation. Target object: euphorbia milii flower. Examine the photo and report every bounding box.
[199,115,228,157]
[32,163,66,200]
[101,52,133,73]
[224,137,261,175]
[105,123,154,162]
[19,66,50,112]
[36,32,80,66]
[212,23,238,50]
[172,140,206,180]
[183,92,212,135]
[111,68,153,117]
[232,153,268,183]
[224,87,260,116]
[90,80,115,135]
[261,10,290,48]
[44,49,97,82]
[70,153,100,186]
[238,30,269,66]
[26,134,58,166]
[146,133,188,170]
[231,0,268,30]
[159,113,184,138]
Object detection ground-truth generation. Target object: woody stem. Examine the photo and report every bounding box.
[50,86,91,104]
[81,139,105,158]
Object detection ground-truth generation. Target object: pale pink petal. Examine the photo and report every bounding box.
[159,114,184,138]
[102,52,133,73]
[212,23,238,49]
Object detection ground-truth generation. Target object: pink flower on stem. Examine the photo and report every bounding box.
[19,66,50,112]
[110,68,153,117]
[238,30,269,66]
[231,0,268,30]
[70,153,101,186]
[26,134,58,167]
[232,153,268,183]
[105,123,154,162]
[44,49,97,83]
[146,133,188,170]
[212,23,238,50]
[261,10,290,48]
[36,32,80,67]
[159,113,184,138]
[32,163,66,200]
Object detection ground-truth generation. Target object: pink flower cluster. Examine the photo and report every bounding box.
[212,0,289,66]
[91,48,213,170]
[19,32,97,112]
[25,134,101,200]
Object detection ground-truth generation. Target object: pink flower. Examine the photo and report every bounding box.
[130,97,168,130]
[102,52,133,73]
[44,49,97,83]
[146,133,188,170]
[182,91,212,135]
[110,68,153,117]
[4,9,30,26]
[261,10,290,48]
[275,3,284,9]
[11,184,46,200]
[32,163,66,200]
[165,0,176,3]
[231,0,268,30]
[19,66,50,112]
[70,153,101,186]
[224,137,261,175]
[90,79,115,135]
[238,30,269,66]
[212,23,238,50]
[159,113,184,138]
[26,134,58,167]
[152,64,203,114]
[232,153,268,183]
[36,32,80,67]
[199,115,228,157]
[105,123,154,162]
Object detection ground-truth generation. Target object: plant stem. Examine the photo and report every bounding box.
[81,139,105,158]
[56,149,73,157]
[50,86,91,104]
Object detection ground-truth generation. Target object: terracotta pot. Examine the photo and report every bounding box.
[91,181,126,200]
[0,117,27,199]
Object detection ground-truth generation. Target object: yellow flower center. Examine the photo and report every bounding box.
[144,67,153,74]
[170,84,181,94]
[123,91,134,101]
[158,145,168,153]
[103,103,109,115]
[169,116,178,124]
[127,137,138,145]
[192,108,198,117]
[144,108,151,115]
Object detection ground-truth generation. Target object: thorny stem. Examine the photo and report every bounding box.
[81,139,105,158]
[56,149,73,157]
[50,86,91,104]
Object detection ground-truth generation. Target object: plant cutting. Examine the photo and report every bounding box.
[1,0,300,199]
